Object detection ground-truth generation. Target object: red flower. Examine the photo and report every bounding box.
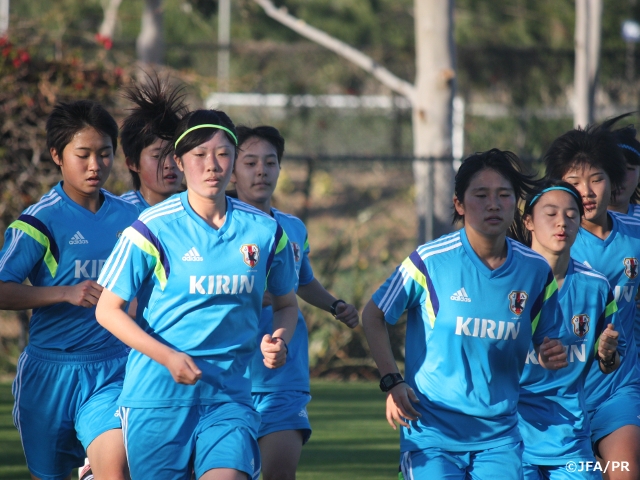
[12,57,21,68]
[74,83,84,90]
[2,46,11,58]
[0,36,7,47]
[114,67,123,77]
[18,50,29,63]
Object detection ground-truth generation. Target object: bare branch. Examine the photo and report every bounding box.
[253,0,416,104]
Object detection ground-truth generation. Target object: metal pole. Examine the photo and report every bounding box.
[218,0,230,92]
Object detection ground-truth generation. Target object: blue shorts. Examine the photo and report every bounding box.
[121,402,261,480]
[523,462,602,480]
[588,383,640,445]
[252,391,312,444]
[399,442,523,480]
[12,345,127,480]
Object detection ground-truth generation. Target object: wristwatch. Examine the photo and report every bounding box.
[330,299,346,317]
[600,352,617,368]
[379,373,405,392]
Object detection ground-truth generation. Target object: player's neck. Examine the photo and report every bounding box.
[581,210,612,240]
[531,240,570,290]
[187,189,227,229]
[61,181,103,213]
[607,203,627,215]
[464,227,508,270]
[240,196,271,214]
[139,185,172,207]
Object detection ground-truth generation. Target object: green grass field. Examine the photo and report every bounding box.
[0,380,399,480]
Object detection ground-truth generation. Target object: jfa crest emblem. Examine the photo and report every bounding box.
[291,242,301,262]
[624,257,639,279]
[571,313,590,338]
[508,291,528,316]
[240,244,260,268]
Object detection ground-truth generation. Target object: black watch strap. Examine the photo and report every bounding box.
[379,373,404,392]
[600,352,616,368]
[330,299,346,317]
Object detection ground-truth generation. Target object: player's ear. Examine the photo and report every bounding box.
[523,214,534,232]
[50,147,63,167]
[125,157,140,173]
[174,154,184,172]
[453,196,464,217]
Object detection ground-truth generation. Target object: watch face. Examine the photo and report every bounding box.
[383,377,393,387]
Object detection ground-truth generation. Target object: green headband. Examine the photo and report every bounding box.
[174,124,238,149]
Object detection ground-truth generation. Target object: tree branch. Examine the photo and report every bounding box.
[253,0,416,104]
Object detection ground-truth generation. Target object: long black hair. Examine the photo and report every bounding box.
[120,76,187,190]
[46,100,118,159]
[543,122,626,198]
[601,112,640,203]
[453,148,540,239]
[513,179,584,246]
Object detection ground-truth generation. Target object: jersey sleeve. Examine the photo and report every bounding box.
[97,221,167,302]
[531,269,560,345]
[298,234,314,286]
[265,223,297,296]
[593,288,620,358]
[0,215,57,283]
[371,251,429,326]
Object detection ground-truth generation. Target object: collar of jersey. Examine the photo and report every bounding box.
[460,227,513,279]
[180,190,231,236]
[55,182,110,220]
[577,212,617,247]
[136,190,151,209]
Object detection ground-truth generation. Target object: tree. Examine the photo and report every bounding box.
[574,0,602,128]
[137,0,165,66]
[253,0,456,242]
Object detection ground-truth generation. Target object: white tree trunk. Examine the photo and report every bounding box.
[137,0,164,66]
[98,0,123,39]
[413,0,456,243]
[252,0,456,242]
[574,0,602,128]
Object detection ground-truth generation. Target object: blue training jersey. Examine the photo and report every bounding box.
[570,212,640,409]
[121,190,150,214]
[372,229,560,452]
[0,182,139,352]
[250,207,314,393]
[624,204,640,360]
[97,193,297,408]
[518,259,618,465]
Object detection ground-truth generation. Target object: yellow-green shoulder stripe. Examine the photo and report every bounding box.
[124,227,168,290]
[9,220,58,277]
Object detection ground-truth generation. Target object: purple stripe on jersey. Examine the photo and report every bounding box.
[409,250,439,316]
[131,220,171,279]
[530,270,554,325]
[265,223,283,274]
[18,214,59,263]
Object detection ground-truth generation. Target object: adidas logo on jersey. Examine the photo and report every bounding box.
[182,247,203,262]
[69,231,89,245]
[450,288,471,302]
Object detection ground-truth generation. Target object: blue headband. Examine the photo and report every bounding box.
[618,143,640,158]
[528,186,580,208]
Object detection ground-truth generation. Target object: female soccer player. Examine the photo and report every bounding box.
[545,124,640,479]
[516,180,620,479]
[95,110,299,480]
[0,100,138,480]
[120,77,186,212]
[230,125,359,480]
[362,149,567,480]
